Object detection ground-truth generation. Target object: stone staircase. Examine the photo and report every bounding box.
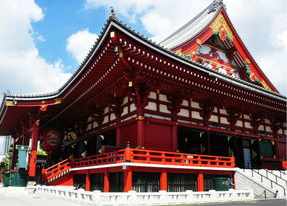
[235,168,287,199]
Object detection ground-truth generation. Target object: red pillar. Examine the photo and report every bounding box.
[171,122,178,152]
[103,172,110,192]
[28,120,39,177]
[197,173,204,192]
[137,116,144,146]
[116,125,121,147]
[160,171,168,191]
[123,169,133,192]
[85,174,91,191]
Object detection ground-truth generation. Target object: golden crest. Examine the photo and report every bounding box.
[210,14,233,41]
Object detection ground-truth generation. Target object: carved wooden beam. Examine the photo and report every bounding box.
[250,113,263,134]
[130,82,150,116]
[167,94,184,121]
[199,102,214,126]
[110,96,124,119]
[226,109,241,131]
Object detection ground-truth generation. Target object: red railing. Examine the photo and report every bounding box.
[42,159,71,182]
[71,148,235,168]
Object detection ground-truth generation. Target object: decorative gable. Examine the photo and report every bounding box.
[172,9,276,92]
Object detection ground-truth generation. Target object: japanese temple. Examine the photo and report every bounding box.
[0,0,286,192]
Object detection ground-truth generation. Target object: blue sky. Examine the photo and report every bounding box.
[33,0,149,72]
[0,0,286,99]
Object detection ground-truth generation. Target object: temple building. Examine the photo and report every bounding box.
[0,0,286,192]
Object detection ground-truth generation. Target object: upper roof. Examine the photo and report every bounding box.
[0,1,286,135]
[160,0,223,49]
[160,0,279,93]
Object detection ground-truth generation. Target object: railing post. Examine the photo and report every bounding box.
[124,145,132,162]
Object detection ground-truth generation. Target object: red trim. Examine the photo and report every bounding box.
[220,10,278,92]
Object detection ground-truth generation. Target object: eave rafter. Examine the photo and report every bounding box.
[117,34,286,114]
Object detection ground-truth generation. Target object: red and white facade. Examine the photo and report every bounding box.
[0,0,286,192]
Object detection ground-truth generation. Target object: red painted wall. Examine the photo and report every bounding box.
[144,118,173,151]
[120,120,137,147]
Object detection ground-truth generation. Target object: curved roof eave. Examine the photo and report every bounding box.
[0,15,286,128]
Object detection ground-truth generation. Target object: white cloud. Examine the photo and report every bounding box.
[66,29,98,64]
[85,0,287,95]
[0,0,70,99]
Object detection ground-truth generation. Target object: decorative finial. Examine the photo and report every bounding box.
[109,6,116,19]
[209,0,224,13]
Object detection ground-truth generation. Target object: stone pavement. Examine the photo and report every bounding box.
[0,187,81,206]
[178,199,286,206]
[0,187,285,206]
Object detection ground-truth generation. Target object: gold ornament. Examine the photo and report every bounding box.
[210,14,233,41]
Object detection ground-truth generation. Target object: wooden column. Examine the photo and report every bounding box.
[137,116,145,146]
[111,97,123,147]
[103,172,110,192]
[207,132,211,154]
[28,120,39,177]
[160,171,168,191]
[132,83,148,147]
[197,173,204,192]
[171,122,178,152]
[271,120,281,159]
[85,174,91,191]
[167,95,182,152]
[116,125,121,147]
[123,169,133,192]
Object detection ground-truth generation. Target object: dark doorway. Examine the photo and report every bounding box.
[102,129,116,146]
[110,173,123,192]
[90,174,103,191]
[208,132,229,156]
[86,129,116,155]
[230,138,257,169]
[178,127,205,154]
[133,172,160,192]
[73,174,85,189]
[168,173,196,192]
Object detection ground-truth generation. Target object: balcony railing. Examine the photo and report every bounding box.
[42,148,235,183]
[71,148,235,168]
[42,159,71,182]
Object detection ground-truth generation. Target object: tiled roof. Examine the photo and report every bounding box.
[160,0,224,49]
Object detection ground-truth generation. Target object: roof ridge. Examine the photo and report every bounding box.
[160,0,224,45]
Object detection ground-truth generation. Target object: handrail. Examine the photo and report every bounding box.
[71,148,235,168]
[262,169,287,188]
[250,169,286,196]
[42,159,71,182]
[44,149,235,183]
